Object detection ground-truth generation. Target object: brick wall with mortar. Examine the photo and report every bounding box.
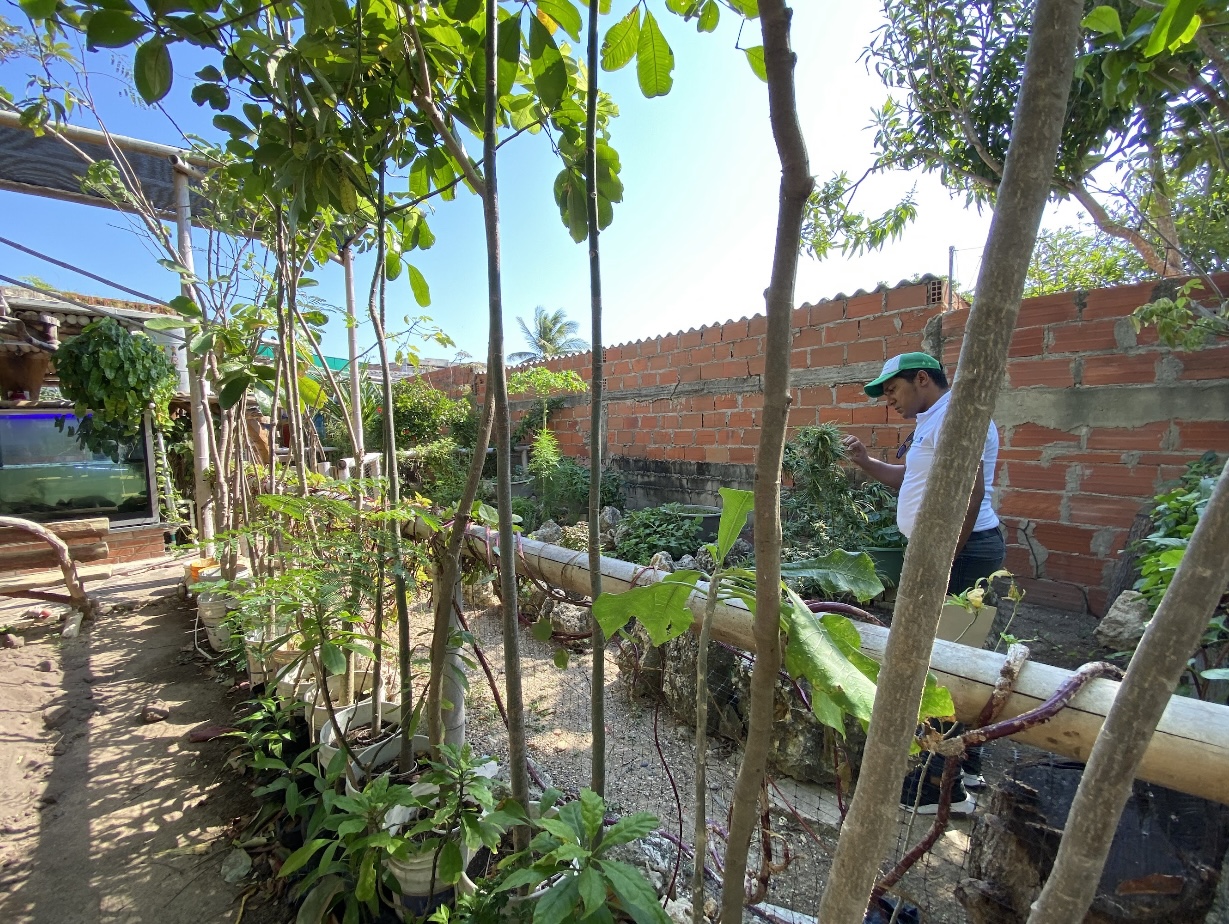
[420,275,1229,615]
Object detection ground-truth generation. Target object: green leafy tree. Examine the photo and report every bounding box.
[1025,222,1152,296]
[865,0,1227,280]
[509,306,590,363]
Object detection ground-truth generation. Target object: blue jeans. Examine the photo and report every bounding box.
[948,527,1006,596]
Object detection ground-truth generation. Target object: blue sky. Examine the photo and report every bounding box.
[0,3,1081,364]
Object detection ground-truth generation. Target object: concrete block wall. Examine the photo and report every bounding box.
[420,275,1229,615]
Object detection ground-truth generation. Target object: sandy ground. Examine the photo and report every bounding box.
[0,559,289,924]
[0,559,1112,924]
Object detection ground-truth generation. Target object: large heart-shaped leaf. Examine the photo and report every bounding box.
[780,550,884,602]
[592,571,700,644]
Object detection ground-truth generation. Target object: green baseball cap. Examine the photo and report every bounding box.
[863,352,943,398]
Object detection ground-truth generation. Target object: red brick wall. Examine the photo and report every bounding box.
[419,276,1229,615]
[107,524,169,564]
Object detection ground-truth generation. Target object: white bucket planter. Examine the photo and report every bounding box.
[343,733,431,797]
[198,591,229,628]
[246,638,305,688]
[274,659,316,706]
[317,700,405,774]
[388,839,472,913]
[204,622,232,651]
[304,673,377,733]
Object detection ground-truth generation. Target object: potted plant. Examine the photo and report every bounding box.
[496,788,671,924]
[856,482,908,588]
[383,744,519,917]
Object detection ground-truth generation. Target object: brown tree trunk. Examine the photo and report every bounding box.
[427,388,495,748]
[584,0,607,798]
[718,2,813,920]
[1026,458,1229,923]
[484,0,530,847]
[816,1,1084,920]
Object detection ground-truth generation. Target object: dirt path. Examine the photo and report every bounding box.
[0,560,289,924]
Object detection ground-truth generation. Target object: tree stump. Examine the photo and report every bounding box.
[958,758,1229,923]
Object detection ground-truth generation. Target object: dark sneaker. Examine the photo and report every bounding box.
[961,742,985,790]
[962,771,987,791]
[900,758,977,816]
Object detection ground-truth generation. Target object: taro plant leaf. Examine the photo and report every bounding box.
[716,487,754,562]
[601,5,640,70]
[592,571,700,644]
[780,599,878,734]
[295,874,344,924]
[636,8,674,97]
[779,549,884,602]
[596,858,672,924]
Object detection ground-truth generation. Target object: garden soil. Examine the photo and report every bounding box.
[0,559,290,924]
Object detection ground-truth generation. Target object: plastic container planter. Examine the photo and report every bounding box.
[676,505,722,544]
[198,591,233,651]
[317,699,405,775]
[304,672,377,734]
[864,547,906,588]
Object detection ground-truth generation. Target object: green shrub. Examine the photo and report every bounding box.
[511,496,541,533]
[1132,452,1227,701]
[378,378,469,448]
[53,318,176,459]
[614,503,702,565]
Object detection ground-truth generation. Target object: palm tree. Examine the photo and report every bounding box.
[508,306,589,363]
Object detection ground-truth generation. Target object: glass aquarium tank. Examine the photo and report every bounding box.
[0,407,155,523]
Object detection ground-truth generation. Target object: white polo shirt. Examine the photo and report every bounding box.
[896,390,999,540]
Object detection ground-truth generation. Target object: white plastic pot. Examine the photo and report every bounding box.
[387,839,471,909]
[343,733,432,800]
[204,622,232,651]
[198,591,229,629]
[246,638,306,688]
[273,658,316,706]
[304,672,377,733]
[317,699,405,774]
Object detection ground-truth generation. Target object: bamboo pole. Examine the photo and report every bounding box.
[413,522,1229,806]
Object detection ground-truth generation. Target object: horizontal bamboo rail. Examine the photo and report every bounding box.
[418,522,1229,805]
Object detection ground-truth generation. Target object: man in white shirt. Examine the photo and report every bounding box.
[841,351,1004,816]
[841,351,1004,596]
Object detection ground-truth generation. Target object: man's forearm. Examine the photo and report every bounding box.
[858,458,905,490]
